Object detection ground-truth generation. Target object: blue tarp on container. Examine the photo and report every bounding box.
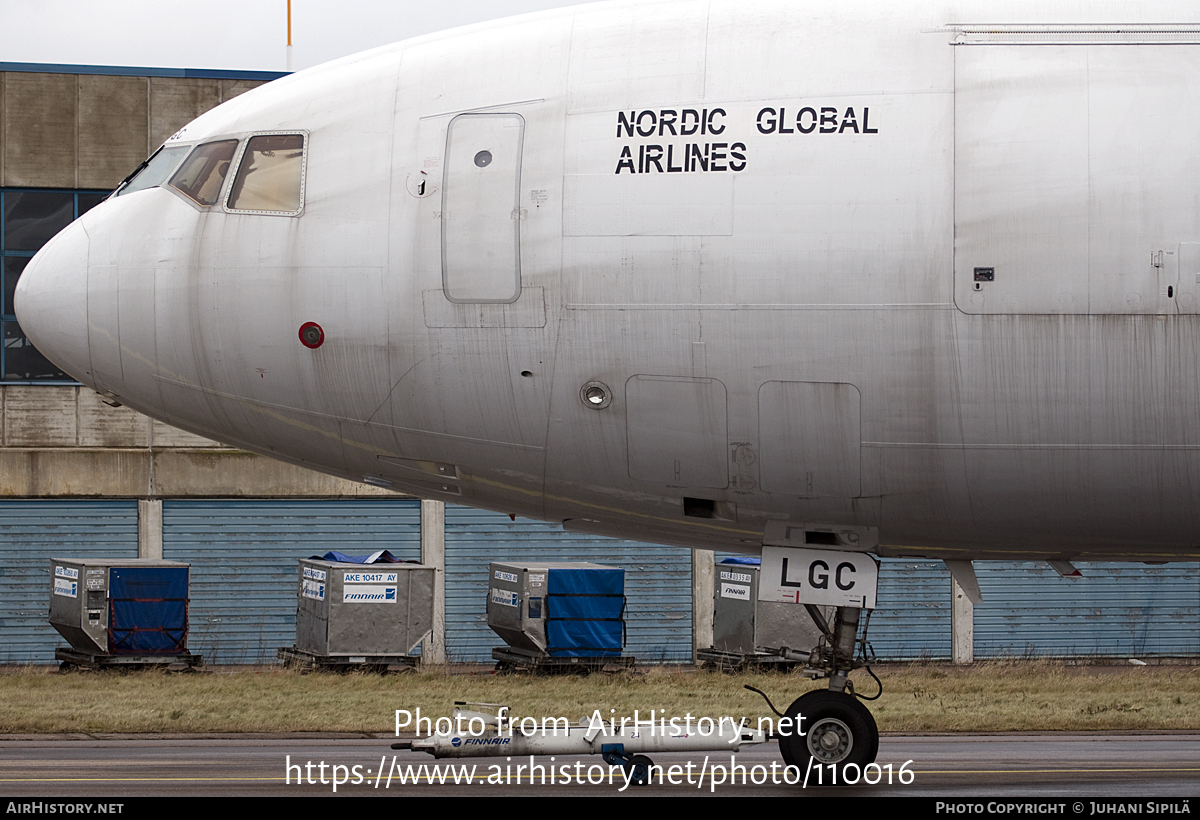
[546,619,624,656]
[310,550,405,564]
[547,567,624,596]
[108,567,188,654]
[545,567,624,657]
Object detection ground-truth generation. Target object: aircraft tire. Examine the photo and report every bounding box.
[778,689,879,772]
[625,754,653,786]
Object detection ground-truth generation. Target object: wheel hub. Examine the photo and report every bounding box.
[808,717,853,763]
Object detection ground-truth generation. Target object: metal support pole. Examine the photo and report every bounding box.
[138,498,163,559]
[952,576,975,664]
[692,549,714,661]
[421,499,446,664]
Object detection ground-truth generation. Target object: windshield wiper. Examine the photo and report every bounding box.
[109,146,164,199]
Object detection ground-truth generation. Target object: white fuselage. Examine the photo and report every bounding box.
[18,0,1200,561]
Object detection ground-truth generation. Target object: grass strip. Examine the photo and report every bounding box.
[0,661,1197,735]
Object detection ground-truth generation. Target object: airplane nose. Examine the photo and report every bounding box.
[14,219,93,385]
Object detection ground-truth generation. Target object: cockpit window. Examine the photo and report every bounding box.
[113,144,191,198]
[226,134,305,213]
[169,140,239,206]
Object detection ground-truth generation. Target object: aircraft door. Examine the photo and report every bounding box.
[954,40,1200,315]
[441,113,524,303]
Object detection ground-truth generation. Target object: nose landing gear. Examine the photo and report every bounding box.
[758,603,881,771]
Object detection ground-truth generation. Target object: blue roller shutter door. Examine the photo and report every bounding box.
[0,500,138,663]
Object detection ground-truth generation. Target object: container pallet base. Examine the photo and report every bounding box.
[55,647,203,672]
[696,647,805,671]
[277,646,419,673]
[492,646,635,673]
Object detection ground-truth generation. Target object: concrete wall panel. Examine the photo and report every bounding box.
[149,418,226,448]
[78,75,148,189]
[77,388,150,447]
[3,386,76,446]
[1,71,273,189]
[0,448,407,498]
[0,449,151,496]
[1,386,154,447]
[0,388,390,497]
[4,73,76,187]
[219,80,263,103]
[148,78,221,151]
[152,450,399,497]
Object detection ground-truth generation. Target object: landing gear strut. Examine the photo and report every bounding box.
[769,605,881,770]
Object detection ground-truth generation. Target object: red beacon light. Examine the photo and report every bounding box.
[298,322,324,349]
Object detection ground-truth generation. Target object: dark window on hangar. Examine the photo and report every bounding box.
[0,189,107,383]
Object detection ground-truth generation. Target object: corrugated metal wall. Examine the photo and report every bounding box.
[974,561,1200,658]
[868,559,953,660]
[713,555,953,661]
[850,560,1200,661]
[162,499,421,664]
[0,500,138,663]
[4,496,1199,666]
[444,506,693,663]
